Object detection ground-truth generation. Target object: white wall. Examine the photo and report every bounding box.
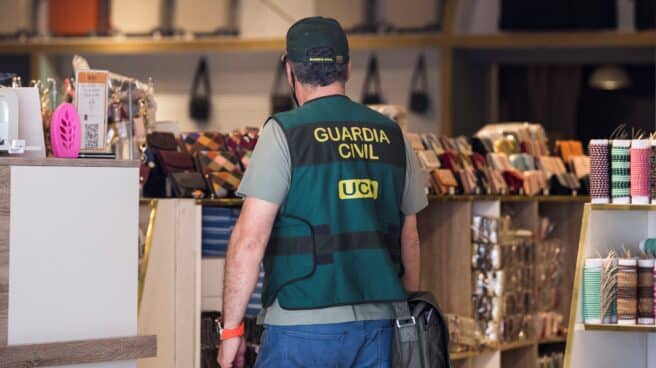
[60,48,441,134]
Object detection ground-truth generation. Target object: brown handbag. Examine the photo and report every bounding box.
[49,0,110,36]
[147,132,180,151]
[156,150,195,176]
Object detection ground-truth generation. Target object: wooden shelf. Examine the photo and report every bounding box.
[450,348,497,360]
[451,30,656,49]
[589,203,656,211]
[0,34,444,55]
[538,336,567,344]
[499,339,536,351]
[0,335,156,367]
[0,30,653,55]
[579,323,656,333]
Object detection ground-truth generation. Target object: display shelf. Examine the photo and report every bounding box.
[578,324,656,333]
[450,30,656,49]
[450,348,497,361]
[538,336,567,344]
[428,194,588,203]
[0,335,156,367]
[0,33,444,55]
[499,339,537,352]
[589,203,656,211]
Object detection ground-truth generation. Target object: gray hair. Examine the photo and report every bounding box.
[291,47,348,87]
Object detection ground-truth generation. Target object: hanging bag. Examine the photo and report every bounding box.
[271,59,294,114]
[409,53,430,114]
[362,54,384,105]
[189,57,212,123]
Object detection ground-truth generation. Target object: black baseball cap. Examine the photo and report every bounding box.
[285,17,349,64]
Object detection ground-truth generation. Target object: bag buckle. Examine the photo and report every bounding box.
[395,316,416,328]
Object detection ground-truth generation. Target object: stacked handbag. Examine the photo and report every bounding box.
[142,127,259,199]
[408,122,588,197]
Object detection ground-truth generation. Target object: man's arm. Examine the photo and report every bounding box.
[222,197,280,329]
[401,214,421,292]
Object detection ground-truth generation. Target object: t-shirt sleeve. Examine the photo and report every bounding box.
[401,135,429,215]
[236,120,291,205]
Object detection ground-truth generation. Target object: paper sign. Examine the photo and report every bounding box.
[76,70,108,152]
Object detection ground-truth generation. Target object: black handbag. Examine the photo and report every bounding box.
[189,57,212,122]
[201,311,221,368]
[362,54,384,105]
[170,172,208,199]
[409,53,430,114]
[271,60,294,114]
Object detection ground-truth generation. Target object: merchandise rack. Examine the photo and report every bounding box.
[564,203,656,368]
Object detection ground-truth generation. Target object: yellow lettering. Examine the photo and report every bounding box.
[368,144,379,160]
[352,127,363,141]
[341,126,353,141]
[352,143,365,158]
[338,143,351,159]
[379,130,390,144]
[362,128,374,141]
[314,127,328,142]
[328,127,340,141]
[338,179,379,200]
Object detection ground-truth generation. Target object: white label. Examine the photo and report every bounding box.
[76,71,109,152]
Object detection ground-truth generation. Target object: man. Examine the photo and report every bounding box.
[218,17,427,368]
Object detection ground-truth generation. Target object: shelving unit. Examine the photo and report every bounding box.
[418,196,584,368]
[564,203,656,368]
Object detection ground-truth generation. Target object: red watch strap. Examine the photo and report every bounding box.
[221,322,245,340]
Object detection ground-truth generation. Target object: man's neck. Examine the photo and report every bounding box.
[296,83,346,106]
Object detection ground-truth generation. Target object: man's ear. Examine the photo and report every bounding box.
[285,62,294,87]
[346,62,352,82]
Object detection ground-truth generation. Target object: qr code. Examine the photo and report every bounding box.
[84,124,98,149]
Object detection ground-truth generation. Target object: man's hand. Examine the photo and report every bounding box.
[218,336,247,368]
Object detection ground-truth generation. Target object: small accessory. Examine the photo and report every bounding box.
[156,150,195,177]
[189,57,212,122]
[362,54,384,105]
[50,103,81,158]
[147,132,179,151]
[219,321,245,341]
[408,53,430,114]
[170,172,208,199]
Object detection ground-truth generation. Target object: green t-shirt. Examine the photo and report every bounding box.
[237,118,428,325]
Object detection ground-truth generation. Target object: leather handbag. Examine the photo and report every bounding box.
[197,150,242,175]
[201,311,221,368]
[49,0,110,36]
[181,131,226,154]
[170,172,208,199]
[362,54,384,105]
[431,169,458,195]
[555,140,584,163]
[189,57,212,122]
[156,150,195,176]
[207,171,243,198]
[392,291,451,368]
[408,53,430,114]
[271,60,294,114]
[147,132,180,151]
[502,170,524,194]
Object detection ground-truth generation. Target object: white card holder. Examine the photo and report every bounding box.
[111,0,161,35]
[0,0,31,35]
[0,89,19,152]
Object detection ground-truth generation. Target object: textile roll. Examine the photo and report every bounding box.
[630,139,650,204]
[638,259,654,324]
[601,257,618,324]
[589,139,610,204]
[583,258,602,324]
[617,258,638,325]
[611,140,631,204]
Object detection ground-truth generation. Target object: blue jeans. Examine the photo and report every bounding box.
[254,320,393,368]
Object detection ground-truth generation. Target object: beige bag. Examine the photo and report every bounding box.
[175,0,236,34]
[111,0,161,35]
[0,0,32,35]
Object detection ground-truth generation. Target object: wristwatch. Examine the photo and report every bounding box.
[218,321,245,341]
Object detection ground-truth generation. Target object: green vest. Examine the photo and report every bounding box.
[263,95,407,310]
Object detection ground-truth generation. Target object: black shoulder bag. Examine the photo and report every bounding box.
[409,53,431,114]
[189,57,212,123]
[362,54,384,105]
[271,60,294,114]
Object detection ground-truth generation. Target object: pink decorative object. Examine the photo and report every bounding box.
[50,103,81,158]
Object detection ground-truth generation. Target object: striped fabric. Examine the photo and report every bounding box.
[589,140,610,202]
[637,260,654,324]
[202,206,240,256]
[611,140,631,202]
[617,259,638,325]
[630,140,650,201]
[583,259,602,324]
[246,265,265,317]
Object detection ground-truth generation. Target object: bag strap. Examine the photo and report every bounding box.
[191,57,211,98]
[392,301,419,343]
[362,54,383,98]
[271,59,289,96]
[410,53,428,93]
